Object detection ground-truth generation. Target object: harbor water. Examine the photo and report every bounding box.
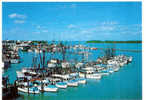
[3,42,142,100]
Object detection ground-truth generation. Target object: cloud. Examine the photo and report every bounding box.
[8,13,26,19]
[101,21,118,25]
[100,26,115,31]
[62,22,142,41]
[68,24,76,28]
[14,20,25,24]
[42,30,48,33]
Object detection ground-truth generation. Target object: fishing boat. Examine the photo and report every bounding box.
[67,80,78,87]
[75,78,86,84]
[56,82,67,88]
[86,73,102,79]
[38,85,58,92]
[18,87,40,94]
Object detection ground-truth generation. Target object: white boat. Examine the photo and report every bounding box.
[70,72,79,77]
[86,73,102,79]
[76,78,86,84]
[38,85,58,92]
[67,80,78,87]
[56,82,67,88]
[18,87,40,94]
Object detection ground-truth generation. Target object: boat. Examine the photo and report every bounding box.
[67,80,78,87]
[86,73,102,79]
[75,78,86,84]
[56,82,67,88]
[38,85,58,92]
[18,87,40,94]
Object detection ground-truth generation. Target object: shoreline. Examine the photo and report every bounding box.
[86,40,142,43]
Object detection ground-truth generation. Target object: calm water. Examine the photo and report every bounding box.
[3,42,142,100]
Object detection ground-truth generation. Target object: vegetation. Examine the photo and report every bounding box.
[86,40,142,43]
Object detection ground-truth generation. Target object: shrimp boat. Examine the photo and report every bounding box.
[38,85,58,92]
[86,73,102,79]
[75,78,86,84]
[56,82,67,88]
[79,67,102,80]
[67,80,78,87]
[18,87,40,94]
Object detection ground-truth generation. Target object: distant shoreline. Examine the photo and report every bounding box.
[86,40,142,43]
[2,40,142,44]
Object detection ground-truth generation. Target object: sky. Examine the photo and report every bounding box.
[2,2,142,41]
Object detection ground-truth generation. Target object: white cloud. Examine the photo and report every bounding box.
[42,30,48,33]
[100,26,115,31]
[8,13,26,19]
[68,24,76,28]
[101,21,118,25]
[14,20,25,24]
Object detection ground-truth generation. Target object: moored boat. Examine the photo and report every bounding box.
[56,82,67,88]
[18,87,40,94]
[75,78,86,84]
[38,85,58,92]
[67,80,78,87]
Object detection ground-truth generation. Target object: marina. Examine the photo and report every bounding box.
[2,41,142,100]
[2,2,142,100]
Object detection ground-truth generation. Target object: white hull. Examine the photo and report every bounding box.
[38,85,58,92]
[78,78,86,84]
[86,74,101,79]
[67,81,78,87]
[18,87,40,94]
[56,83,67,88]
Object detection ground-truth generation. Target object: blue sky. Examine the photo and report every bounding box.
[2,2,142,41]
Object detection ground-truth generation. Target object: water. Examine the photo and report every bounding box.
[3,42,142,100]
